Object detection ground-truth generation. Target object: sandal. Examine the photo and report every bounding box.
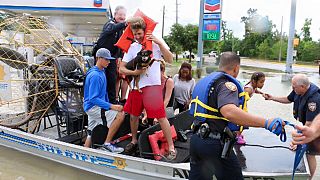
[124,142,138,154]
[166,149,177,161]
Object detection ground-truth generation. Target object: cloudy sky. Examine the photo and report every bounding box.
[110,0,320,41]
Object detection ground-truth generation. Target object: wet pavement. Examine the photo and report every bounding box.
[240,58,319,73]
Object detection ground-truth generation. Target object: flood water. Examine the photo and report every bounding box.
[0,146,107,180]
[0,65,319,179]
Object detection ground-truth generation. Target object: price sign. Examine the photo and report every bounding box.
[202,19,220,41]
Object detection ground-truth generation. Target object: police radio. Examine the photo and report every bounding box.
[199,123,210,139]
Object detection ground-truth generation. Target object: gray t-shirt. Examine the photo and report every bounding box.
[173,74,196,104]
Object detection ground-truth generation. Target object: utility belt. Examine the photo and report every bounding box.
[194,122,237,159]
[195,123,221,139]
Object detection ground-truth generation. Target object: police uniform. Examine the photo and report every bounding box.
[287,83,320,155]
[189,73,244,180]
[93,19,126,104]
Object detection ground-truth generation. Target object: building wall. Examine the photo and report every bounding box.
[0,0,109,10]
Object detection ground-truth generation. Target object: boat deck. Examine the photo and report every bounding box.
[240,127,307,174]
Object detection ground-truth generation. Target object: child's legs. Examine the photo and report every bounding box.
[120,80,128,101]
[115,79,121,101]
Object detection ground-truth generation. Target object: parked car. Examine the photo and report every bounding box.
[182,51,195,59]
[208,51,217,58]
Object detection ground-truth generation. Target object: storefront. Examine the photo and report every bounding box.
[0,0,111,55]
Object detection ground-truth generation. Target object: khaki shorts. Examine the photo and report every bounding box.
[86,106,118,131]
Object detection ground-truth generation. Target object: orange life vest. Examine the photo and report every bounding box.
[115,9,157,53]
[148,125,177,161]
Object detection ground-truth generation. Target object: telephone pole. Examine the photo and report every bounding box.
[285,0,296,74]
[282,0,296,81]
[162,5,165,38]
[278,16,283,62]
[176,0,178,24]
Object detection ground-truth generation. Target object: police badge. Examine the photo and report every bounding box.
[225,82,237,91]
[308,102,317,112]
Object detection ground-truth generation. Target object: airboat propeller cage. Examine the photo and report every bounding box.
[0,46,28,69]
[0,14,84,133]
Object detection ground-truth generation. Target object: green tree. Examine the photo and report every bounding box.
[165,23,198,63]
[181,24,198,63]
[301,18,312,42]
[298,41,320,61]
[257,39,271,59]
[163,35,182,62]
[270,39,288,60]
[241,8,258,35]
[164,23,185,61]
[240,9,275,57]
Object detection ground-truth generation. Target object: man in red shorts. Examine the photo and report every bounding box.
[119,16,176,160]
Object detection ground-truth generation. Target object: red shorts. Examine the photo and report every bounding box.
[123,85,166,119]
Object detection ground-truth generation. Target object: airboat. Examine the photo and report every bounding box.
[0,13,310,179]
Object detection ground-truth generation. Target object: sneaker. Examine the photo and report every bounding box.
[101,143,124,153]
[237,134,246,145]
[124,142,138,155]
[166,149,177,161]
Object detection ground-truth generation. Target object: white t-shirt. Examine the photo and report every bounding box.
[123,42,163,89]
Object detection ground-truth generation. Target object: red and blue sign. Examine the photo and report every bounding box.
[202,19,221,41]
[94,0,102,7]
[204,0,221,12]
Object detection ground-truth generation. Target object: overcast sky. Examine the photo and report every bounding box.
[110,0,320,41]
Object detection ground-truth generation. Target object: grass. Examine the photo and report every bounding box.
[169,58,197,67]
[244,57,318,66]
[240,65,283,73]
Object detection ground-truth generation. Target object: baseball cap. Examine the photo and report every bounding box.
[96,48,115,60]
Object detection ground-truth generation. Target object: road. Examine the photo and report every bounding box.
[203,55,319,73]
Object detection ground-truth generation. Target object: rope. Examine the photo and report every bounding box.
[263,118,307,180]
[244,143,291,150]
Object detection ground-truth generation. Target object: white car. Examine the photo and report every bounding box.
[208,51,217,57]
[182,51,195,59]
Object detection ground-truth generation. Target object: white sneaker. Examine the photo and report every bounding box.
[101,144,124,153]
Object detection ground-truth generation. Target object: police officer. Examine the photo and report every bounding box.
[264,74,320,179]
[92,6,127,104]
[189,52,285,180]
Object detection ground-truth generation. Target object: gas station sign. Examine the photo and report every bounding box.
[202,0,221,41]
[202,19,221,41]
[204,0,221,13]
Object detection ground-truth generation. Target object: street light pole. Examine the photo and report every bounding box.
[285,0,296,74]
[196,0,204,72]
[278,16,283,62]
[230,30,234,52]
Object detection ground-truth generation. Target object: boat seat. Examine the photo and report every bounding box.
[85,56,95,69]
[54,90,87,142]
[138,111,194,162]
[54,57,85,88]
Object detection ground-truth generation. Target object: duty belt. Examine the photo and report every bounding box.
[196,130,221,139]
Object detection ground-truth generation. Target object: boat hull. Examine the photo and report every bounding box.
[0,125,310,180]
